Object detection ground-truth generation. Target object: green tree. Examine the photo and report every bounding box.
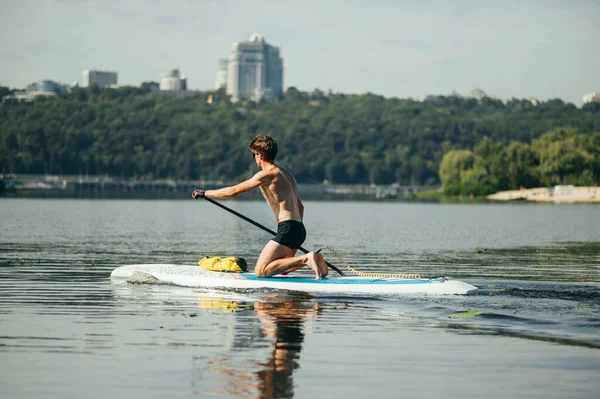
[439,150,474,186]
[0,85,13,100]
[472,137,509,190]
[506,141,538,188]
[532,128,597,186]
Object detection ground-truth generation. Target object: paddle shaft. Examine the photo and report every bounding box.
[200,196,345,276]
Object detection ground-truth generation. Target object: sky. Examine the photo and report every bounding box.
[1,0,598,105]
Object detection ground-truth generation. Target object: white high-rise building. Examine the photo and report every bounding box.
[226,33,283,102]
[82,70,118,88]
[159,69,187,91]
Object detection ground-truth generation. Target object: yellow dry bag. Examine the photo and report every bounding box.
[198,256,248,272]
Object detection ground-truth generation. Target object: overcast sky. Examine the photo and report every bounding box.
[1,0,598,105]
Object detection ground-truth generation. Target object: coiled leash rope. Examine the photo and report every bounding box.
[318,245,421,279]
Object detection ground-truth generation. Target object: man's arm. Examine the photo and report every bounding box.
[298,197,304,220]
[200,171,269,199]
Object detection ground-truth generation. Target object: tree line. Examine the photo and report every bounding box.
[440,128,600,196]
[1,85,599,191]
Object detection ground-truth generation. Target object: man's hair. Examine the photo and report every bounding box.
[249,135,278,162]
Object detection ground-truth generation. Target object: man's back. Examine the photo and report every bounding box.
[258,166,302,223]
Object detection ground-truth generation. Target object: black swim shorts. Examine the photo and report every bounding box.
[273,220,306,249]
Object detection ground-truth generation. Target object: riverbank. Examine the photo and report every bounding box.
[4,175,598,204]
[487,185,599,203]
[0,174,433,200]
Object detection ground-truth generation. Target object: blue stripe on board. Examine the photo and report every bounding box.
[240,274,443,285]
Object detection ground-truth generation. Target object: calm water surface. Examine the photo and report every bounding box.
[1,199,599,398]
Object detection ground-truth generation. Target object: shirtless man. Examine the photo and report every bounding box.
[191,135,328,279]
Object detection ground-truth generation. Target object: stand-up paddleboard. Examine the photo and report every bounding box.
[110,264,478,295]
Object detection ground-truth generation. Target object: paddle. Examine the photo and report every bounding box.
[199,196,345,276]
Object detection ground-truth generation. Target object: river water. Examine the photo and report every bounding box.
[1,199,599,398]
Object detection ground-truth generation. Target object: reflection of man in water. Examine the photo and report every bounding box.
[195,295,318,399]
[254,296,319,398]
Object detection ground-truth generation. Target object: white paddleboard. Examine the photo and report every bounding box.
[110,264,478,295]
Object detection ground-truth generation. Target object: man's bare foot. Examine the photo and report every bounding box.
[306,252,324,279]
[315,253,328,278]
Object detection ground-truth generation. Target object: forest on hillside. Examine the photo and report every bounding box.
[1,85,599,191]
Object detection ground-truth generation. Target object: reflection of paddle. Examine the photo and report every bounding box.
[200,196,345,276]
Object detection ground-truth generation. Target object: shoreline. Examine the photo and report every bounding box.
[2,175,598,204]
[487,185,599,204]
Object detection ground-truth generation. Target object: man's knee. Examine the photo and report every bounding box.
[254,264,272,278]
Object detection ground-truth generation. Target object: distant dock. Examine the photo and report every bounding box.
[487,185,599,203]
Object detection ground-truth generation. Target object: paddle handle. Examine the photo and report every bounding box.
[201,196,345,276]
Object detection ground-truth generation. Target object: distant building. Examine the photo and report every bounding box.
[583,92,600,104]
[82,70,118,88]
[215,59,228,89]
[141,81,160,92]
[28,80,66,95]
[9,90,54,102]
[226,33,283,102]
[26,80,59,93]
[160,69,187,91]
[7,80,65,101]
